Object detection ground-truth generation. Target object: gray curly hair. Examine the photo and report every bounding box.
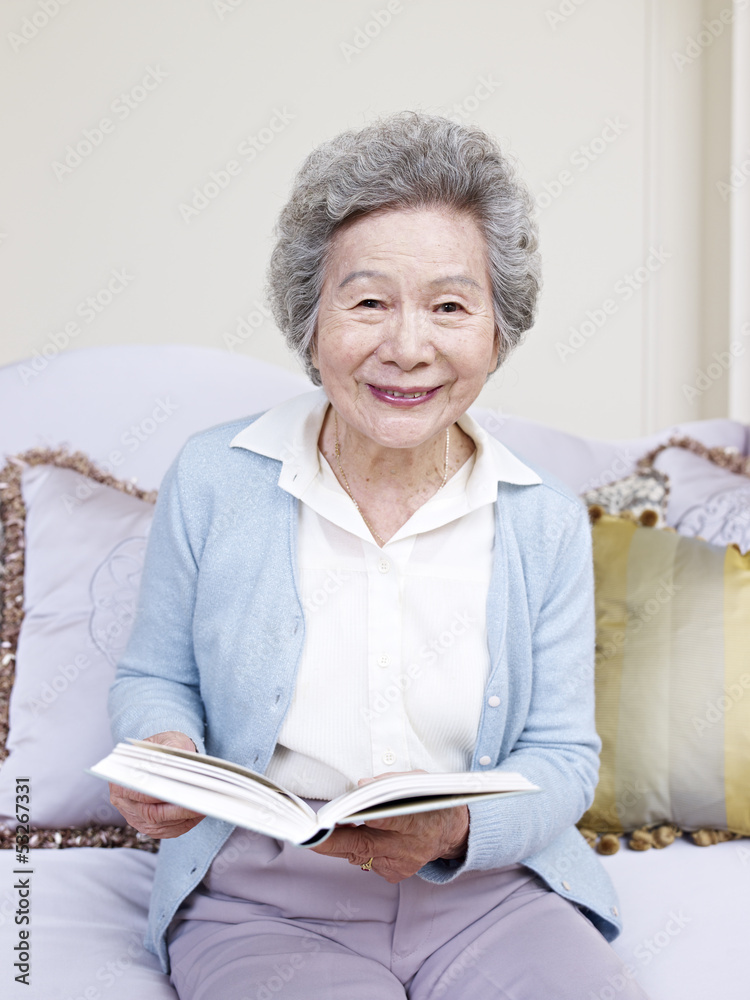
[267,112,541,385]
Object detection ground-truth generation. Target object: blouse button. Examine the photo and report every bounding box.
[378,653,391,667]
[487,696,500,707]
[378,559,390,574]
[382,750,396,765]
[478,755,492,766]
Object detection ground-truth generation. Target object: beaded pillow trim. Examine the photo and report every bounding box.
[581,469,669,528]
[636,434,750,478]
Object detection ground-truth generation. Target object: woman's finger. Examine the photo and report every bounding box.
[108,784,203,820]
[135,799,205,824]
[108,782,170,806]
[309,824,379,859]
[109,781,205,838]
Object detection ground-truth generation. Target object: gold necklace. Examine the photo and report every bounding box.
[333,411,451,547]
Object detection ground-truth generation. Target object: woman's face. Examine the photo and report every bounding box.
[311,205,499,451]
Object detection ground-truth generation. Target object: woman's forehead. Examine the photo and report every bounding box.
[325,206,490,283]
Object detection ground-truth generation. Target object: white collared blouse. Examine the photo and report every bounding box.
[230,389,541,799]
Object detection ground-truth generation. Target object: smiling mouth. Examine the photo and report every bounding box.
[368,385,439,399]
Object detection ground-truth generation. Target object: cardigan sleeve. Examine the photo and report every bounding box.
[419,498,599,882]
[108,447,208,754]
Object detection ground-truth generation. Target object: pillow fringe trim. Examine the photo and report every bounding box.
[0,823,158,852]
[578,822,746,854]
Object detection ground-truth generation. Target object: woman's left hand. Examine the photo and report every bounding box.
[310,772,469,882]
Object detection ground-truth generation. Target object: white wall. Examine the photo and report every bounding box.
[0,0,741,437]
[729,0,750,423]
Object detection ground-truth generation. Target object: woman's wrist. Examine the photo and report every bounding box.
[439,806,470,861]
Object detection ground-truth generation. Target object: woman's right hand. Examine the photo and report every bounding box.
[108,730,206,839]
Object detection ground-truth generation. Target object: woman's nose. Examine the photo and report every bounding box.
[375,310,435,369]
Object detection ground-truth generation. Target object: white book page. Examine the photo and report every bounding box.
[121,740,316,819]
[317,772,539,828]
[110,749,308,824]
[89,758,317,844]
[333,788,538,823]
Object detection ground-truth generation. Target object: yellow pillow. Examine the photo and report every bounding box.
[580,512,750,835]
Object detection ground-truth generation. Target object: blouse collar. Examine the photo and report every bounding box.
[230,388,542,514]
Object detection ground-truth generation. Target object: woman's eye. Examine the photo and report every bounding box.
[358,299,381,308]
[437,301,461,313]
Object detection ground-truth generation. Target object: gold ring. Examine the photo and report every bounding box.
[360,857,373,871]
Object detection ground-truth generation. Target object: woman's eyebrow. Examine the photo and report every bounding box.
[429,275,482,290]
[338,269,388,289]
[338,272,483,290]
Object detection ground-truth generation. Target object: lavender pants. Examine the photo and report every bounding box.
[167,812,651,1000]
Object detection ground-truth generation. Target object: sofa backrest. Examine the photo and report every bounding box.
[2,343,747,492]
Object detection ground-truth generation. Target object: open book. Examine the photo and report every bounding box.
[90,739,540,847]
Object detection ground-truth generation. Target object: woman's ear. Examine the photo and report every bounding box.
[488,330,501,374]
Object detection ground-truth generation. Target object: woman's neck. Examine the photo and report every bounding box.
[317,405,476,544]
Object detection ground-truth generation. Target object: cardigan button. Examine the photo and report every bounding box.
[562,880,571,891]
[487,696,500,707]
[478,755,492,766]
[612,906,619,917]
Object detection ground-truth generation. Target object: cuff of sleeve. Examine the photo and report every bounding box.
[112,715,206,756]
[417,856,469,883]
[417,797,526,884]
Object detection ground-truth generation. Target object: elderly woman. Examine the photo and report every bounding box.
[108,112,650,999]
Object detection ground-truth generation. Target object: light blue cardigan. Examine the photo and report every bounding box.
[108,412,621,973]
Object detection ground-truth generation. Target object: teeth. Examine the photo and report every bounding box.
[382,389,429,398]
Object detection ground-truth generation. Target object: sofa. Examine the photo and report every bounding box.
[0,344,747,1000]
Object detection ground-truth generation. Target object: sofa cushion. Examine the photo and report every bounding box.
[0,832,745,999]
[580,511,750,835]
[0,451,155,834]
[0,847,177,998]
[652,447,750,554]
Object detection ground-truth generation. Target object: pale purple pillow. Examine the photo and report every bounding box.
[0,462,154,828]
[653,448,750,553]
[470,409,748,495]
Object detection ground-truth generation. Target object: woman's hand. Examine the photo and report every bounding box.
[108,731,206,839]
[310,771,470,882]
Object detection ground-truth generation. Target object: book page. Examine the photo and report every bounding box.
[334,789,538,823]
[91,757,317,843]
[316,772,539,828]
[122,739,315,819]
[112,747,307,823]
